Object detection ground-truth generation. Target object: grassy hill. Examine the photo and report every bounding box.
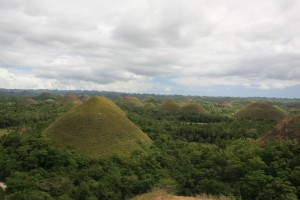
[21,98,38,106]
[44,96,151,157]
[235,102,286,121]
[160,100,181,112]
[143,102,156,110]
[180,104,209,114]
[78,94,91,102]
[261,115,300,143]
[123,96,143,108]
[59,94,82,106]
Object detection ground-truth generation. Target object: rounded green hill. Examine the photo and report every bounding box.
[78,94,91,102]
[59,94,82,106]
[235,102,286,121]
[180,104,209,114]
[21,98,38,106]
[44,96,151,157]
[123,96,143,108]
[143,102,156,109]
[160,100,181,112]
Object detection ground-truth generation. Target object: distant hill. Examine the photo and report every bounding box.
[44,96,151,157]
[160,100,181,112]
[235,102,286,121]
[143,102,156,110]
[143,96,159,104]
[59,94,82,106]
[180,104,209,114]
[38,92,55,100]
[218,100,231,107]
[78,94,91,102]
[261,115,300,143]
[21,98,38,106]
[123,96,143,108]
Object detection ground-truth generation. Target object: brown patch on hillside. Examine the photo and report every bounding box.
[132,189,229,200]
[261,115,300,144]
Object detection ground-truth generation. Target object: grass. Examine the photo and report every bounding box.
[235,102,286,121]
[44,96,151,158]
[0,129,8,136]
[132,189,232,200]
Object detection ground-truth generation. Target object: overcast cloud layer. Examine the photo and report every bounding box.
[1,0,300,97]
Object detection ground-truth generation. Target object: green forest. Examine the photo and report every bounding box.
[0,90,300,200]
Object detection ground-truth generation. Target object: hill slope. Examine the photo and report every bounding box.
[44,96,151,157]
[262,115,300,143]
[235,102,286,121]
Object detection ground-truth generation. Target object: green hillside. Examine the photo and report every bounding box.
[44,96,151,157]
[235,102,286,121]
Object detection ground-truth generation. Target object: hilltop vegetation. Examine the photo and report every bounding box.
[44,96,151,157]
[0,90,299,199]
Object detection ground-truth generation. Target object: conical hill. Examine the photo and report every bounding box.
[235,102,286,121]
[44,96,151,157]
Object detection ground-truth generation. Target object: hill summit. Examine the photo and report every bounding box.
[44,96,151,157]
[235,102,286,121]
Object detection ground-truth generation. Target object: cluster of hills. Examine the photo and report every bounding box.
[1,89,300,199]
[39,92,300,158]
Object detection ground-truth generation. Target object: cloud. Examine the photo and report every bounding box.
[0,0,300,97]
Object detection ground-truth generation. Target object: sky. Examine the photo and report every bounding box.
[0,0,300,98]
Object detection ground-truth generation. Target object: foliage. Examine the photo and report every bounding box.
[0,93,299,199]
